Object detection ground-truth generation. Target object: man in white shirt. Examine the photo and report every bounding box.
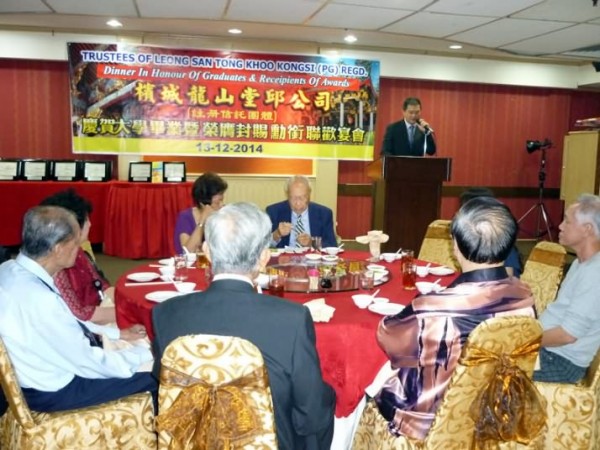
[0,206,156,412]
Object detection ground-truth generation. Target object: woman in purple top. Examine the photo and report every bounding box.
[174,172,228,254]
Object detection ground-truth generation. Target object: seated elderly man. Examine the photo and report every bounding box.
[533,194,600,383]
[267,175,337,248]
[152,202,335,450]
[374,196,536,440]
[0,206,156,412]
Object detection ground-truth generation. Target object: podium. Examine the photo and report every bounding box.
[367,156,452,253]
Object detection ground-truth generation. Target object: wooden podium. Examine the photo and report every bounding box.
[367,156,452,253]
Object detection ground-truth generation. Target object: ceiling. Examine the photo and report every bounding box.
[1,0,600,64]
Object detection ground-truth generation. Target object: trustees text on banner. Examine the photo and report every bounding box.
[68,42,380,160]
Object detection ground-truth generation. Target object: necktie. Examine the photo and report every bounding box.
[294,214,304,247]
[408,125,415,146]
[78,321,103,348]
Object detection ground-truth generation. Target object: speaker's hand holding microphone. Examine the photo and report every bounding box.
[417,118,434,134]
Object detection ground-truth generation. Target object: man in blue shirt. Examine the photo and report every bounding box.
[0,206,156,412]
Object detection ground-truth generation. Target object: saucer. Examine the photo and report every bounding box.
[127,272,160,282]
[145,291,180,303]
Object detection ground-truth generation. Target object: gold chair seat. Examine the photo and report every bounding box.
[0,338,156,450]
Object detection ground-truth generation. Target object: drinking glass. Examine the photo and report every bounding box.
[360,270,375,291]
[196,252,209,269]
[268,269,286,298]
[402,250,416,290]
[174,254,188,282]
[311,236,322,253]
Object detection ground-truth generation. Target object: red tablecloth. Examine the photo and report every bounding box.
[103,182,193,259]
[0,181,110,246]
[116,250,457,417]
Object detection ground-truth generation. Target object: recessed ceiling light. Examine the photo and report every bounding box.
[449,44,463,50]
[106,19,122,28]
[344,34,357,44]
[228,28,243,35]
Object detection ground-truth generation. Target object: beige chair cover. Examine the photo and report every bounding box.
[520,241,566,314]
[417,220,460,271]
[0,337,156,450]
[156,334,278,450]
[351,316,546,450]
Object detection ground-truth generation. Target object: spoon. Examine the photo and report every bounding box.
[370,288,381,299]
[337,243,345,250]
[394,247,403,254]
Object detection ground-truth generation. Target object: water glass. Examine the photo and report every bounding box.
[360,270,375,291]
[174,253,188,282]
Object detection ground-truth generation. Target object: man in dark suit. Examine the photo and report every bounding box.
[152,202,335,450]
[381,97,436,157]
[266,175,337,248]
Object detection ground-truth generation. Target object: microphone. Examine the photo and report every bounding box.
[418,119,434,134]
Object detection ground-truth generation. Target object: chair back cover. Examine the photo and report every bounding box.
[352,316,545,450]
[0,338,35,428]
[521,241,566,314]
[0,337,156,450]
[425,316,544,449]
[417,220,460,271]
[156,334,278,450]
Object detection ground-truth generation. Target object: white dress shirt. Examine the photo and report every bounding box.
[0,254,152,391]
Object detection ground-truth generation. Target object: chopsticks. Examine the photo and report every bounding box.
[124,281,175,287]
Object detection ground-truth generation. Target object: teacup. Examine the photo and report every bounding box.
[416,265,429,277]
[174,282,196,293]
[352,294,373,309]
[381,253,397,263]
[159,266,175,277]
[416,281,442,295]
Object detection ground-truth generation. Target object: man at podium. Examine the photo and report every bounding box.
[381,97,436,157]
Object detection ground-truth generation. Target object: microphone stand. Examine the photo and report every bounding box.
[517,147,554,241]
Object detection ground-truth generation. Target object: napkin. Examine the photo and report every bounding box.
[304,298,335,323]
[356,230,390,244]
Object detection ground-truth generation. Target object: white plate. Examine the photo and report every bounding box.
[158,258,174,266]
[368,303,405,316]
[127,272,160,282]
[145,291,180,303]
[429,266,456,276]
[322,255,339,263]
[305,253,322,261]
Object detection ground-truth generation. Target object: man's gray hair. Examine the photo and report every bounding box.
[574,194,600,238]
[21,206,79,259]
[451,196,517,264]
[204,202,272,275]
[284,175,311,194]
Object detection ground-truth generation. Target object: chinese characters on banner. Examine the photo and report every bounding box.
[68,42,380,160]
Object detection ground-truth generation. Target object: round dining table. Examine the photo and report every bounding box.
[115,249,456,419]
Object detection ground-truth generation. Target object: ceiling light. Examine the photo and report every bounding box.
[344,34,357,44]
[106,19,122,28]
[449,44,462,50]
[228,28,242,35]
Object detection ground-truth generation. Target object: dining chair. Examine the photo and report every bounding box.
[417,219,460,271]
[351,315,546,450]
[0,337,156,450]
[534,347,600,450]
[520,241,567,314]
[155,334,278,449]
